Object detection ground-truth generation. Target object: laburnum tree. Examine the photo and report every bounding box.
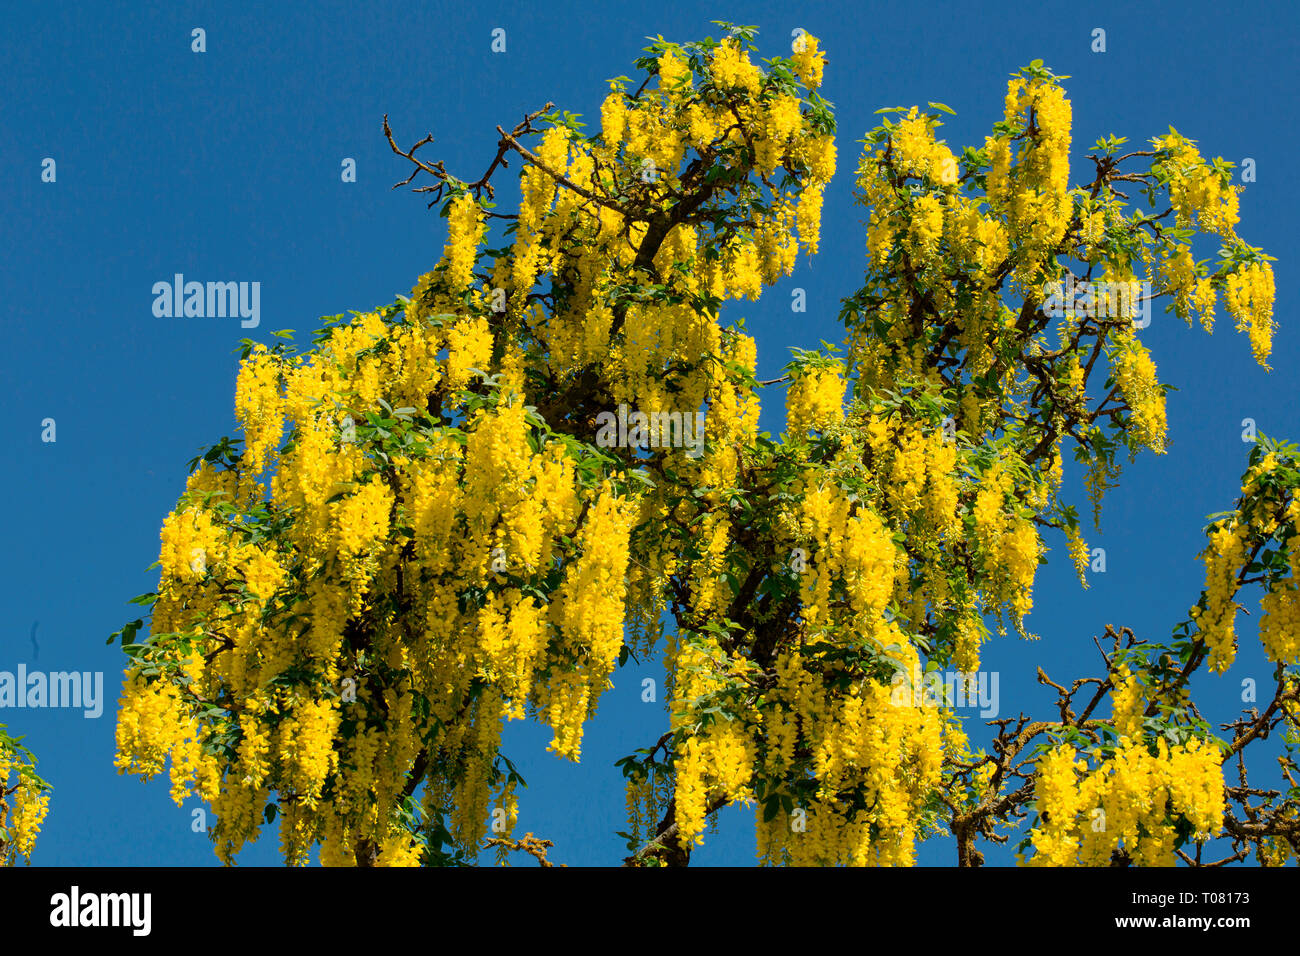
[109,24,1297,868]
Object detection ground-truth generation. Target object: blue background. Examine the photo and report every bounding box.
[2,0,1296,866]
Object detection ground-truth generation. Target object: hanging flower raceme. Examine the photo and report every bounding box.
[0,731,51,866]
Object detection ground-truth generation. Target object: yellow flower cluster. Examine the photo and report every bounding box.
[858,107,959,272]
[946,198,1009,282]
[790,34,825,89]
[1109,325,1167,454]
[1064,524,1090,588]
[798,483,897,629]
[546,488,639,758]
[1224,261,1276,369]
[443,193,486,293]
[234,344,285,478]
[1199,518,1248,672]
[894,107,955,181]
[0,738,50,865]
[511,127,569,297]
[754,647,945,866]
[972,462,1041,621]
[993,75,1073,289]
[334,480,393,561]
[710,38,761,93]
[1260,501,1300,664]
[1153,132,1241,238]
[115,671,219,806]
[1181,284,1212,343]
[1109,666,1146,740]
[1027,736,1225,866]
[531,41,832,417]
[908,194,945,263]
[675,720,754,846]
[1157,243,1197,324]
[158,504,227,587]
[657,49,691,96]
[277,698,341,810]
[785,365,844,436]
[444,315,493,395]
[120,297,651,862]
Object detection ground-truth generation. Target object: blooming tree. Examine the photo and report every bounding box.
[111,25,1295,867]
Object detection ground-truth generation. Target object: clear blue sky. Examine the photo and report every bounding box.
[2,0,1297,866]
